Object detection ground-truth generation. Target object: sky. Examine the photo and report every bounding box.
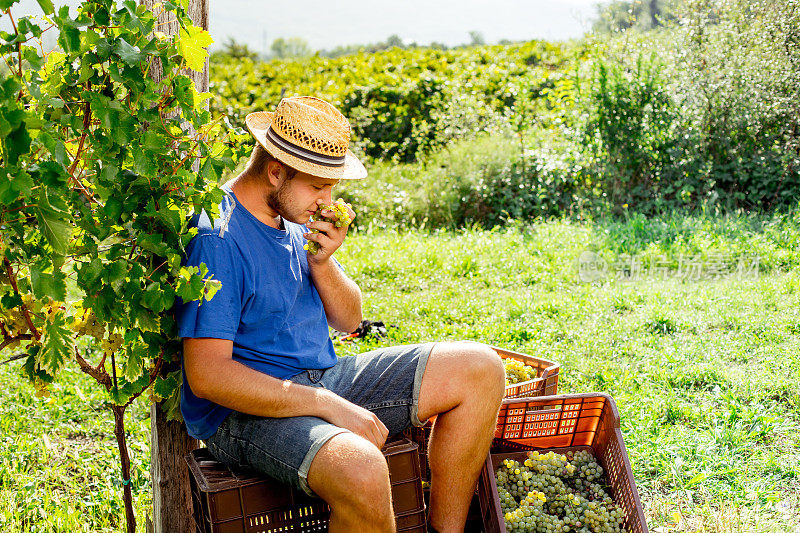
[2,0,603,53]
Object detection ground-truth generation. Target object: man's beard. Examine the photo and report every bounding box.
[266,179,296,224]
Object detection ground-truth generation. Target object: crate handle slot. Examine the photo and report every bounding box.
[525,406,563,416]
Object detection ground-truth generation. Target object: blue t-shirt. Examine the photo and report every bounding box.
[175,189,338,439]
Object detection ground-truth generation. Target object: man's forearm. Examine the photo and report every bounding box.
[185,337,390,447]
[309,257,362,332]
[191,355,340,420]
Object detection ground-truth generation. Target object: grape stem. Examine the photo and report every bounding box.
[3,9,24,99]
[0,345,31,364]
[111,346,118,396]
[75,346,113,391]
[144,260,168,282]
[96,349,108,374]
[66,97,100,205]
[121,349,164,409]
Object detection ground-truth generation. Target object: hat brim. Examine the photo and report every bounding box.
[245,111,367,180]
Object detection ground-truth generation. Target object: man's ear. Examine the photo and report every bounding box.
[265,159,284,186]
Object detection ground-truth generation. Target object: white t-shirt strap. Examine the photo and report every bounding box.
[218,191,236,238]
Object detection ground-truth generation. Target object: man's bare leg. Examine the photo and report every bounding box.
[307,432,395,532]
[417,341,506,532]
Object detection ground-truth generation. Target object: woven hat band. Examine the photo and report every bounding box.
[266,126,346,168]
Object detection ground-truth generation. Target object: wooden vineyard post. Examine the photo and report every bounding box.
[140,0,209,531]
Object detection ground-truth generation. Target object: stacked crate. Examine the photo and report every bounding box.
[186,438,425,532]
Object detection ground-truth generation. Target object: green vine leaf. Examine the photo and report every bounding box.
[115,37,146,66]
[152,370,180,401]
[36,312,74,378]
[31,263,67,301]
[35,0,54,15]
[23,346,53,384]
[152,369,184,421]
[57,25,80,55]
[2,112,31,165]
[141,282,165,312]
[35,211,70,256]
[135,311,160,332]
[161,383,183,422]
[35,195,71,255]
[178,24,213,72]
[122,345,145,382]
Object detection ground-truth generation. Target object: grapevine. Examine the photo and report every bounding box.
[0,0,245,530]
[304,199,354,255]
[495,450,626,533]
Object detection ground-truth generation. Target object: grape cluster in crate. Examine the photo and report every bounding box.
[495,450,626,533]
[503,358,539,385]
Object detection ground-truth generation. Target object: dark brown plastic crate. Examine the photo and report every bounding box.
[402,421,433,483]
[187,438,425,532]
[404,345,560,484]
[479,393,648,533]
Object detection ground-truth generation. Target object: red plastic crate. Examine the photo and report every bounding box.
[404,345,560,484]
[480,393,648,533]
[187,438,425,532]
[495,346,559,399]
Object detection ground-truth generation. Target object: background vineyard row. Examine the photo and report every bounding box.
[209,0,800,226]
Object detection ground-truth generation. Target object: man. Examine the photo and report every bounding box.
[176,96,505,532]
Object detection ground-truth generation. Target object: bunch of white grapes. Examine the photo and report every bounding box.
[0,307,29,338]
[72,308,123,356]
[101,331,124,356]
[71,308,106,340]
[0,293,37,340]
[304,199,353,255]
[495,450,626,533]
[504,358,538,385]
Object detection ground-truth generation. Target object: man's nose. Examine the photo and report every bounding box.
[320,189,332,205]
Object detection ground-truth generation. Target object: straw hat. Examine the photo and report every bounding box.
[245,96,367,180]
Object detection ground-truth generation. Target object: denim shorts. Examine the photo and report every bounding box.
[204,342,435,496]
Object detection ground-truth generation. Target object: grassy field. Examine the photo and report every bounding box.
[2,212,799,532]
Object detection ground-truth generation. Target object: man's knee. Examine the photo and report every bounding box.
[307,432,392,512]
[445,341,505,392]
[338,446,391,502]
[419,341,505,421]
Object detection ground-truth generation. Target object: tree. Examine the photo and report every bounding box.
[592,0,683,33]
[385,34,404,48]
[270,36,312,58]
[215,37,258,60]
[0,0,245,531]
[468,30,486,46]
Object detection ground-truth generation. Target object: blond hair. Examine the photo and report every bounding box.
[246,143,298,180]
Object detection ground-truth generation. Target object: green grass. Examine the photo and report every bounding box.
[2,213,799,531]
[0,366,153,532]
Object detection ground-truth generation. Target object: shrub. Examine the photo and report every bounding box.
[583,53,676,211]
[341,77,448,162]
[209,40,570,162]
[338,134,591,229]
[667,0,800,210]
[580,0,800,213]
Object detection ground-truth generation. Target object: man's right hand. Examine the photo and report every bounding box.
[318,389,389,449]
